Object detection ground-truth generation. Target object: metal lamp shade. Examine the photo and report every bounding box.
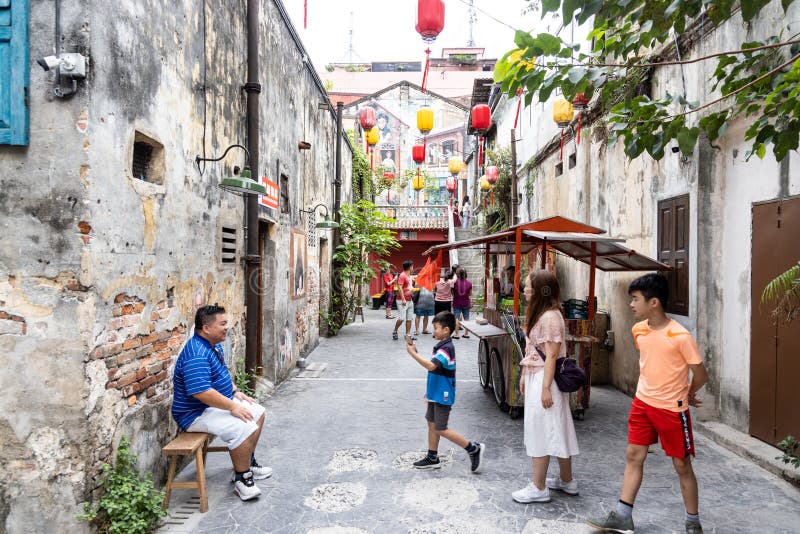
[220,167,267,196]
[315,215,339,229]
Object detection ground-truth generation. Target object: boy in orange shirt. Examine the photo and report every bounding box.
[588,273,708,534]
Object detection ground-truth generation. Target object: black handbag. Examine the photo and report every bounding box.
[535,347,586,393]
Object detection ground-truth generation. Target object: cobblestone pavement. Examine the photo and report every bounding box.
[160,308,800,534]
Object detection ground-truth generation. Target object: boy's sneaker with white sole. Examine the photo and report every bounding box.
[546,476,579,495]
[468,443,485,473]
[585,511,635,533]
[233,471,261,501]
[512,483,551,503]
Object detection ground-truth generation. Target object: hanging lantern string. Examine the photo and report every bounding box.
[513,89,523,129]
[421,48,431,93]
[560,129,564,161]
[304,0,308,29]
[478,136,484,168]
[577,113,581,145]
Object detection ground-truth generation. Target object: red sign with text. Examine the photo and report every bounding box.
[259,176,279,210]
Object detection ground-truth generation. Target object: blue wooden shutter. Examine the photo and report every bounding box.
[0,0,29,145]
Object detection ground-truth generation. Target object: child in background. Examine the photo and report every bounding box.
[405,311,485,472]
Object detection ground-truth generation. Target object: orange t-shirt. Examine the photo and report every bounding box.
[632,319,702,412]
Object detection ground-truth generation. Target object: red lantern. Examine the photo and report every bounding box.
[471,104,491,133]
[472,104,491,168]
[416,0,444,93]
[416,0,445,42]
[446,175,456,192]
[572,93,589,145]
[412,144,426,165]
[383,171,394,181]
[359,107,376,130]
[485,165,499,185]
[572,93,589,111]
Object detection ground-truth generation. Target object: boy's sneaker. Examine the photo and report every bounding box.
[546,476,579,495]
[233,471,261,501]
[512,483,551,503]
[585,511,634,533]
[685,521,703,534]
[413,456,441,469]
[468,443,485,473]
[392,331,398,340]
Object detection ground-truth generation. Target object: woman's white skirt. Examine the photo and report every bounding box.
[523,370,580,458]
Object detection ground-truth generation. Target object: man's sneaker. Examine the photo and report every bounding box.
[585,511,634,533]
[685,521,703,534]
[546,476,579,495]
[468,443,485,473]
[233,471,261,501]
[250,459,273,480]
[413,456,441,469]
[512,483,551,503]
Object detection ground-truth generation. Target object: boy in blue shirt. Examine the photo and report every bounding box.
[405,311,485,472]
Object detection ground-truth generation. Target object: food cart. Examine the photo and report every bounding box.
[423,216,670,419]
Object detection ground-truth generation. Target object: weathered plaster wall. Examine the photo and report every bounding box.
[0,1,92,531]
[496,1,800,432]
[0,0,349,532]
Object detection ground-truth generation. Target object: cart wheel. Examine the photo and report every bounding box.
[478,339,491,390]
[490,348,509,412]
[508,406,523,419]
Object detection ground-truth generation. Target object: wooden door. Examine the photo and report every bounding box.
[750,196,800,445]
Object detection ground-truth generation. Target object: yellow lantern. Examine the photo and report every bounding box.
[413,173,425,191]
[553,97,574,128]
[479,175,492,191]
[447,156,463,176]
[417,107,434,135]
[365,126,380,147]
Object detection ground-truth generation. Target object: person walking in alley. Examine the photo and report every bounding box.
[171,305,272,501]
[392,260,414,341]
[461,196,471,228]
[512,270,580,504]
[434,267,456,321]
[405,311,485,472]
[451,268,472,339]
[587,273,708,534]
[382,267,396,319]
[414,282,435,336]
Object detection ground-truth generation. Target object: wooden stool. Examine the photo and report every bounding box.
[162,433,227,513]
[352,305,364,323]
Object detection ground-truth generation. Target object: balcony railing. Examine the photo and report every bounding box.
[375,205,449,230]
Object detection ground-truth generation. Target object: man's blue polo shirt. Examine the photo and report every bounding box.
[171,333,234,430]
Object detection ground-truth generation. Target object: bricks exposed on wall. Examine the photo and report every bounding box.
[92,293,185,406]
[0,310,27,335]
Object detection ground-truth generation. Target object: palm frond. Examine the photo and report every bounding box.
[761,262,800,304]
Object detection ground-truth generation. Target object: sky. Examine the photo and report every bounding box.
[283,1,536,67]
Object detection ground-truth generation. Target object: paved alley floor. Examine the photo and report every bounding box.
[160,308,800,534]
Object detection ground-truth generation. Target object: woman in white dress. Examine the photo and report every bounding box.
[512,269,580,504]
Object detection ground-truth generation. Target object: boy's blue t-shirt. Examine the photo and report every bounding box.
[426,338,456,405]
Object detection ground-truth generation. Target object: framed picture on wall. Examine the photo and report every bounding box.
[289,229,307,299]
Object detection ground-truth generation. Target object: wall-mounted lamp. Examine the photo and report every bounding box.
[299,203,339,229]
[195,144,267,196]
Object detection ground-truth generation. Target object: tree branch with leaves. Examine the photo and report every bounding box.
[494,0,800,161]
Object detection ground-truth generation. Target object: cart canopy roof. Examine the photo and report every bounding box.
[423,215,669,272]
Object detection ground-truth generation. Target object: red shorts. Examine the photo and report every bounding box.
[628,397,695,458]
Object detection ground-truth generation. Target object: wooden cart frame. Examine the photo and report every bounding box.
[424,216,670,418]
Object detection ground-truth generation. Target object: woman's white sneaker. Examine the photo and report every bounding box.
[512,483,551,503]
[546,476,579,495]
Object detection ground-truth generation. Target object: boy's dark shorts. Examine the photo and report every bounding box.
[425,401,452,431]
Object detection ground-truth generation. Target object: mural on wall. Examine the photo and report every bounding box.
[278,320,293,370]
[290,229,307,299]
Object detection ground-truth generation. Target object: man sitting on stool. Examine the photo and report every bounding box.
[171,305,271,501]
